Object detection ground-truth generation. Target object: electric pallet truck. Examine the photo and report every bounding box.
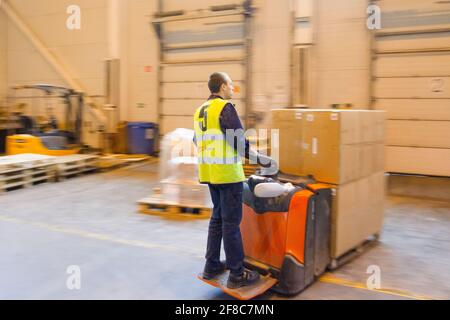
[198,169,332,300]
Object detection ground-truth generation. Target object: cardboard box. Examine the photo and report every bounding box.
[373,143,385,173]
[271,109,305,175]
[271,109,386,258]
[271,109,386,184]
[360,111,373,143]
[359,144,371,178]
[360,110,386,143]
[302,110,363,184]
[359,143,385,178]
[374,111,386,143]
[366,171,386,237]
[331,181,359,258]
[330,171,385,258]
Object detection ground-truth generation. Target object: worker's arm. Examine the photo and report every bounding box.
[219,103,273,168]
[219,103,250,158]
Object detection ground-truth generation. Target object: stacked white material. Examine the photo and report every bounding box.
[0,153,55,170]
[0,154,57,191]
[159,128,197,181]
[157,128,211,207]
[165,156,198,184]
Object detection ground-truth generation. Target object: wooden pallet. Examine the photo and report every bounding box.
[97,158,127,171]
[138,197,212,219]
[0,166,29,192]
[27,163,57,185]
[53,154,99,180]
[97,154,157,172]
[328,233,380,270]
[0,163,56,193]
[101,154,152,162]
[0,153,100,192]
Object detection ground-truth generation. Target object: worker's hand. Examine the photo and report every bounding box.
[257,153,272,168]
[247,149,279,175]
[257,154,279,176]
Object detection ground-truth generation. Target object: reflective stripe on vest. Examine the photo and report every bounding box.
[193,98,245,184]
[195,133,225,142]
[198,156,241,165]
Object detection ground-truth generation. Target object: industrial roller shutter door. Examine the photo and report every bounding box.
[160,64,246,135]
[373,0,450,176]
[154,1,250,135]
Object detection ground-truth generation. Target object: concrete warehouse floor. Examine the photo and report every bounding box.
[0,162,449,300]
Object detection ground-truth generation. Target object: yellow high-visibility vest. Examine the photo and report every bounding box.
[193,98,245,184]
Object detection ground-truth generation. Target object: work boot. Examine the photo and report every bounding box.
[227,269,260,289]
[202,261,227,280]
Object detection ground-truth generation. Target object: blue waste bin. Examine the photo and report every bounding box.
[127,122,158,155]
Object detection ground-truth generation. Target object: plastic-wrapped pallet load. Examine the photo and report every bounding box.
[157,128,211,207]
[165,156,198,184]
[159,128,197,181]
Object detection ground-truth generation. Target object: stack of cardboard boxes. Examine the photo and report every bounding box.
[271,109,386,258]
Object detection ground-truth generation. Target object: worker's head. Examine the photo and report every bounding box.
[208,72,234,100]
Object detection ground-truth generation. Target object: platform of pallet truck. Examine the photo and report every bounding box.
[198,271,278,300]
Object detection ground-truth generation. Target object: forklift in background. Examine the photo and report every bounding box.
[6,84,84,156]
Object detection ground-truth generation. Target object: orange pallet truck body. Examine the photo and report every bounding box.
[199,175,332,299]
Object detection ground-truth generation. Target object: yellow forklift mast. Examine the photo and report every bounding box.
[6,84,84,156]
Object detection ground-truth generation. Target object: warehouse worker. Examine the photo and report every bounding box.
[194,72,275,289]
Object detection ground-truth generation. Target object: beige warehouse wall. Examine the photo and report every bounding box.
[251,0,292,127]
[5,0,109,146]
[158,0,293,128]
[125,0,159,123]
[6,0,108,94]
[3,0,161,129]
[0,11,7,103]
[4,0,309,132]
[4,0,372,131]
[121,0,293,128]
[312,0,371,109]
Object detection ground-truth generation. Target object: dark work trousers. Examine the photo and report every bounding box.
[205,182,245,276]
